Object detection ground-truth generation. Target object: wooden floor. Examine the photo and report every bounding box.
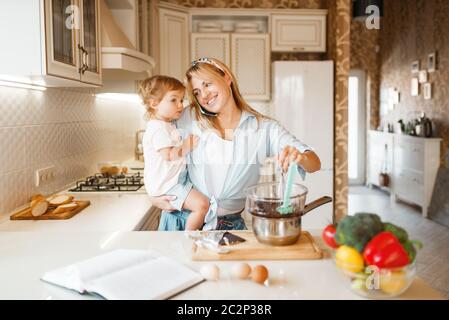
[349,186,449,299]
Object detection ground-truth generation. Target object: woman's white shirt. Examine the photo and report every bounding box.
[203,132,236,216]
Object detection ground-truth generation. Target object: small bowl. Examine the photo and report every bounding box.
[334,257,416,299]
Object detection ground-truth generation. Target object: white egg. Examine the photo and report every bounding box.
[200,264,220,281]
[231,262,252,279]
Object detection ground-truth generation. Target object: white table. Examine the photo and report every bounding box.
[0,231,443,300]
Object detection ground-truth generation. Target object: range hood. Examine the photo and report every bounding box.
[100,0,155,80]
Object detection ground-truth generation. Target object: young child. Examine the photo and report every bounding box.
[139,75,210,230]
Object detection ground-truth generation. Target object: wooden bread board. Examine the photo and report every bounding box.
[10,201,90,220]
[191,231,323,261]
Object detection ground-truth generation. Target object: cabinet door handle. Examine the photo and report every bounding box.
[78,45,89,74]
[84,51,89,70]
[78,45,86,73]
[81,52,89,74]
[293,47,305,51]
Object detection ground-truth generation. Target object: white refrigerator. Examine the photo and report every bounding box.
[273,61,334,229]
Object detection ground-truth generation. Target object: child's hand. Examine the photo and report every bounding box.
[182,135,199,153]
[148,195,177,211]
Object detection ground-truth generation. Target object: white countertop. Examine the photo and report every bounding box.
[0,230,443,300]
[0,158,151,232]
[0,192,153,232]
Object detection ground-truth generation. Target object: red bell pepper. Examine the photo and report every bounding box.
[363,231,410,268]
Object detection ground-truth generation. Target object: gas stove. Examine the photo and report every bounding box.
[69,172,144,192]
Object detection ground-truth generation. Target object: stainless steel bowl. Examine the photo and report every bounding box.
[246,182,332,246]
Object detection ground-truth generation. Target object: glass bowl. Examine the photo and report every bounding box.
[334,257,416,299]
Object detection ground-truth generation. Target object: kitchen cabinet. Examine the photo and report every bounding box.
[191,33,270,100]
[271,13,327,52]
[79,0,101,85]
[191,33,230,66]
[0,0,101,87]
[158,6,189,82]
[45,0,102,85]
[231,34,270,100]
[366,131,442,218]
[392,135,441,218]
[157,2,328,99]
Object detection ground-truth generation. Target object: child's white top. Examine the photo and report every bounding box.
[143,119,185,196]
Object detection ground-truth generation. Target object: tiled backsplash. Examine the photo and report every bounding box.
[0,86,146,217]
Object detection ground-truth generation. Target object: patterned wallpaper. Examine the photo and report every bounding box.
[379,0,449,161]
[327,0,350,222]
[164,0,351,222]
[351,20,380,130]
[0,86,145,218]
[166,0,325,8]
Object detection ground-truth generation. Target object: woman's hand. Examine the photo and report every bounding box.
[277,145,321,173]
[148,195,177,211]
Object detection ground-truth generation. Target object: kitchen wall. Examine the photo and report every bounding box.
[379,0,449,159]
[0,86,145,217]
[351,19,380,130]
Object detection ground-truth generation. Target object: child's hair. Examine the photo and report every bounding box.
[138,75,185,120]
[185,58,266,132]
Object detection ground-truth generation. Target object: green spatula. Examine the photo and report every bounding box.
[277,162,297,214]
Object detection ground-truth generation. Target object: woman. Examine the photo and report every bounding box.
[151,58,321,230]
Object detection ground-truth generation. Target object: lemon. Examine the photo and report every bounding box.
[335,245,365,273]
[380,270,408,294]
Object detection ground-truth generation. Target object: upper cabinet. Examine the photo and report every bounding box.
[80,0,101,84]
[191,33,231,67]
[271,13,327,52]
[45,0,102,85]
[231,34,270,100]
[157,2,327,101]
[0,0,101,87]
[45,0,80,81]
[158,5,189,82]
[191,32,270,100]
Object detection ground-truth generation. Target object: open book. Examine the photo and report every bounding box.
[41,249,204,300]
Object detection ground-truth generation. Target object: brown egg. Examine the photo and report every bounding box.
[251,265,269,284]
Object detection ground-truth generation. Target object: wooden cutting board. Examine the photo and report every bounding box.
[191,231,323,261]
[10,201,90,220]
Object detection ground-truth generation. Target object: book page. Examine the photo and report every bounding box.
[85,256,204,300]
[41,250,158,293]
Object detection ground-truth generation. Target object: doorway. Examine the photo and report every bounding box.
[348,69,366,185]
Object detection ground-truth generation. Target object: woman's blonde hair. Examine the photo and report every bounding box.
[138,75,185,120]
[185,58,266,132]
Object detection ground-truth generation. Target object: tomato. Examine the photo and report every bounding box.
[322,224,339,248]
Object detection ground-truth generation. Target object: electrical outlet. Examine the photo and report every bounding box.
[35,166,56,187]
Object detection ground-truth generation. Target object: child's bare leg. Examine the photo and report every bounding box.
[182,189,210,230]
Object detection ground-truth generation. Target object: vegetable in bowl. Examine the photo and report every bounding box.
[323,212,422,298]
